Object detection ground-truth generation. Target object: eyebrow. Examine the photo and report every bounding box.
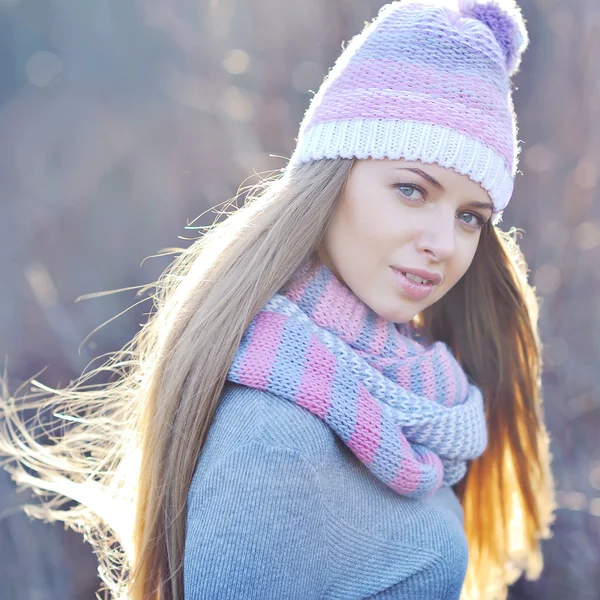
[394,167,494,212]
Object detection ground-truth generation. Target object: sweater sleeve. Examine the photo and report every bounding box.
[184,441,328,600]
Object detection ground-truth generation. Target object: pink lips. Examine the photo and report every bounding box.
[390,267,439,300]
[392,266,442,286]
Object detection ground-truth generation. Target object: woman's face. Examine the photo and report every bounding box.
[318,158,494,323]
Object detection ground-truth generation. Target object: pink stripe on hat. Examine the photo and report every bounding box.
[312,89,514,168]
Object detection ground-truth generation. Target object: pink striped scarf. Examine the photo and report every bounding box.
[227,258,487,498]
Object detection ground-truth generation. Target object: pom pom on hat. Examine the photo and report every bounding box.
[458,0,529,76]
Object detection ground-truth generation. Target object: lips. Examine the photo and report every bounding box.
[390,267,436,300]
[391,266,442,286]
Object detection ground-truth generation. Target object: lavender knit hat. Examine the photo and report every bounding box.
[289,0,529,222]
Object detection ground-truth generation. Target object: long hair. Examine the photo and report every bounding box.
[421,222,555,598]
[0,157,554,600]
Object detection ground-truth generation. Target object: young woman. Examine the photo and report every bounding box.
[0,1,554,599]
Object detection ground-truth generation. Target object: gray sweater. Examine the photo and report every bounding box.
[184,383,469,599]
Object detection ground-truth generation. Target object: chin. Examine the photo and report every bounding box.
[372,298,418,324]
[390,309,419,324]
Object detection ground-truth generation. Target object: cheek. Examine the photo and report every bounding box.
[449,239,480,286]
[330,194,391,254]
[347,194,402,251]
[324,211,355,259]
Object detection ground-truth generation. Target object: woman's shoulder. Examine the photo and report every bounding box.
[185,383,469,599]
[191,382,467,545]
[195,381,338,472]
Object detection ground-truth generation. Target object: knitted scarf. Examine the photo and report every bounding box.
[227,258,488,498]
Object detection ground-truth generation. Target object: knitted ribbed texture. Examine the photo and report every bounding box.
[227,258,487,498]
[184,384,470,599]
[289,0,529,221]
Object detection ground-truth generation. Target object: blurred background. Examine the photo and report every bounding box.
[0,0,598,598]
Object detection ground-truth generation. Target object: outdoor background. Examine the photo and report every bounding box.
[0,0,599,598]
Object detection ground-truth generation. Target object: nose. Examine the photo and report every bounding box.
[415,209,456,262]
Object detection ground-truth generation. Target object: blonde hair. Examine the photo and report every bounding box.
[0,158,554,600]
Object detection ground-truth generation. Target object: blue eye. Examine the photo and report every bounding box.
[394,183,489,229]
[394,183,425,202]
[457,211,486,228]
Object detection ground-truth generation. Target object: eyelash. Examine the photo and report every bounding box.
[392,183,488,229]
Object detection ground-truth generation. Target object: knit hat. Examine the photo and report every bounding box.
[289,0,529,222]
